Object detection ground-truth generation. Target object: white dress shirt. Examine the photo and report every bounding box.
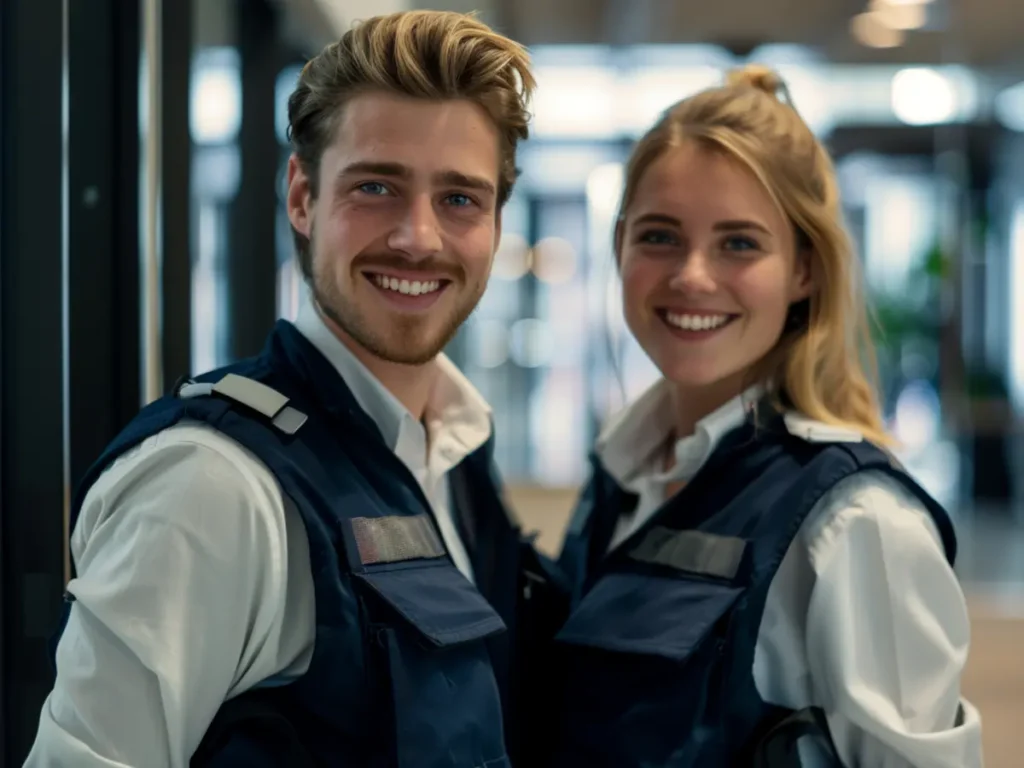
[595,381,984,768]
[25,299,494,768]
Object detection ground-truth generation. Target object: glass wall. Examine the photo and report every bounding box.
[191,45,242,373]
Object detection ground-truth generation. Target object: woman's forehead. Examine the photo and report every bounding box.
[628,146,784,229]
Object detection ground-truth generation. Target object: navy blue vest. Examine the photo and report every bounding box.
[54,321,537,768]
[549,408,957,768]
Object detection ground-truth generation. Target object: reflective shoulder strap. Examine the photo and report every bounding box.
[178,373,307,435]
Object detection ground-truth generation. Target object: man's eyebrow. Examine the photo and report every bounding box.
[435,170,495,196]
[335,163,496,197]
[336,161,410,178]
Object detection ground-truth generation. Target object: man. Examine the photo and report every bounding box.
[27,11,544,767]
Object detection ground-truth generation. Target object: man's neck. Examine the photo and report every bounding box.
[319,312,438,421]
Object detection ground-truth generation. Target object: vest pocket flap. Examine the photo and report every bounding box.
[355,564,507,647]
[555,571,742,662]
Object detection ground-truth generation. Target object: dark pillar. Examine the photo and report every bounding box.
[229,0,282,361]
[0,0,67,762]
[160,0,195,391]
[66,0,143,493]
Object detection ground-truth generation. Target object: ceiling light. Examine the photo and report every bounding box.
[190,50,241,145]
[995,82,1024,132]
[891,68,957,125]
[850,11,906,48]
[869,0,928,31]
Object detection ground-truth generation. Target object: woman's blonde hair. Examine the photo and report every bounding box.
[617,64,891,445]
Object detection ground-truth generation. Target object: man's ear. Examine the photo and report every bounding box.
[286,154,313,237]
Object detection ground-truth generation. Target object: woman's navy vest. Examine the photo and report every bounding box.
[550,409,957,767]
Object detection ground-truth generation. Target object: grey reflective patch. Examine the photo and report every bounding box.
[178,374,307,435]
[628,526,747,580]
[178,382,213,399]
[351,514,447,565]
[782,412,863,443]
[212,373,289,419]
[271,405,307,435]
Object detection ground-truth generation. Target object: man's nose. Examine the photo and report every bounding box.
[387,195,443,259]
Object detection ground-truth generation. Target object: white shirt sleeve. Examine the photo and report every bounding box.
[802,471,984,768]
[23,424,307,768]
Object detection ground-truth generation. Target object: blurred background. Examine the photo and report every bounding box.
[3,0,1023,764]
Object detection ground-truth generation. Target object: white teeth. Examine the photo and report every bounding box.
[664,312,731,331]
[371,274,442,296]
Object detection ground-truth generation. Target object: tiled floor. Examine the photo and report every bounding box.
[506,486,1024,768]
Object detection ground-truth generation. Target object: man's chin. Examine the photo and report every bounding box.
[356,330,451,367]
[315,290,467,366]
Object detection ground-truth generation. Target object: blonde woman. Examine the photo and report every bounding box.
[550,66,983,767]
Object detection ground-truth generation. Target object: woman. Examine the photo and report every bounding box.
[549,66,983,768]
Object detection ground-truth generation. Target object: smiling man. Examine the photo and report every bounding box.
[27,11,539,768]
[295,90,505,411]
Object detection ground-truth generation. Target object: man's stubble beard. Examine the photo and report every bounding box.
[311,252,486,367]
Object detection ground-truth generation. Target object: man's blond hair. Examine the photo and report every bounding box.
[287,10,535,279]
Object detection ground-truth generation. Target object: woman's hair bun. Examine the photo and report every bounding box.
[725,64,785,99]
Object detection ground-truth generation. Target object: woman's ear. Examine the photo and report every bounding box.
[613,218,625,268]
[791,245,815,302]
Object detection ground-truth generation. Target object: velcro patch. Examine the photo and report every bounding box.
[628,526,748,580]
[351,514,447,565]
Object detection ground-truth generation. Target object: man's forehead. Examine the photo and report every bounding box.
[324,92,501,181]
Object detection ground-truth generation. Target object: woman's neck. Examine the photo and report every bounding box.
[667,378,748,440]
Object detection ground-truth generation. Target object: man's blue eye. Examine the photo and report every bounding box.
[447,193,473,207]
[357,182,388,196]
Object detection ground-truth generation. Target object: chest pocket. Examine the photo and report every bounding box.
[556,570,742,659]
[351,518,510,768]
[551,529,750,767]
[558,525,748,659]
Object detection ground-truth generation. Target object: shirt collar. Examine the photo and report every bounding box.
[596,379,761,489]
[427,354,494,459]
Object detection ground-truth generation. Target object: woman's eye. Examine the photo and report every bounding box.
[722,235,759,253]
[638,230,676,246]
